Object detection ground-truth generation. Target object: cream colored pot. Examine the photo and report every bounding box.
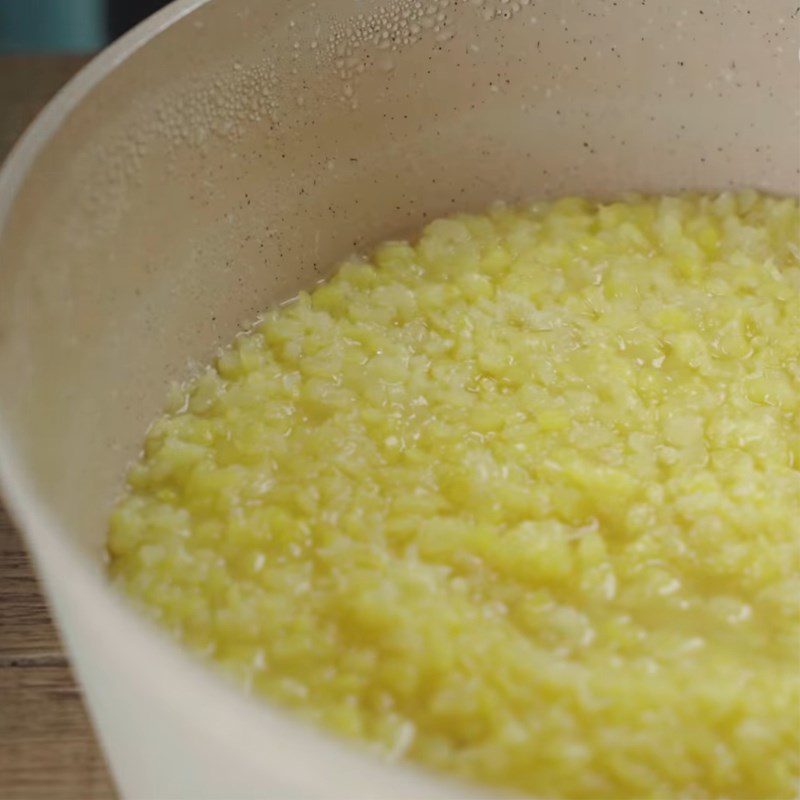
[0,0,796,797]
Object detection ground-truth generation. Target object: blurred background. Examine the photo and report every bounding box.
[0,0,171,52]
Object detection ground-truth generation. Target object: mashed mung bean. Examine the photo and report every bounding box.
[109,192,800,799]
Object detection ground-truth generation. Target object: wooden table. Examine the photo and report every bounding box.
[0,56,116,800]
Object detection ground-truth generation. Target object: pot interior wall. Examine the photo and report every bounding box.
[0,0,796,560]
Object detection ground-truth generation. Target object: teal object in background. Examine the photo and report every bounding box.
[0,0,106,53]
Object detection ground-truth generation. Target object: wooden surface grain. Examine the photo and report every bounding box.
[0,55,117,800]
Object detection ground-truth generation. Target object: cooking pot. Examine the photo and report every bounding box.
[0,0,796,796]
